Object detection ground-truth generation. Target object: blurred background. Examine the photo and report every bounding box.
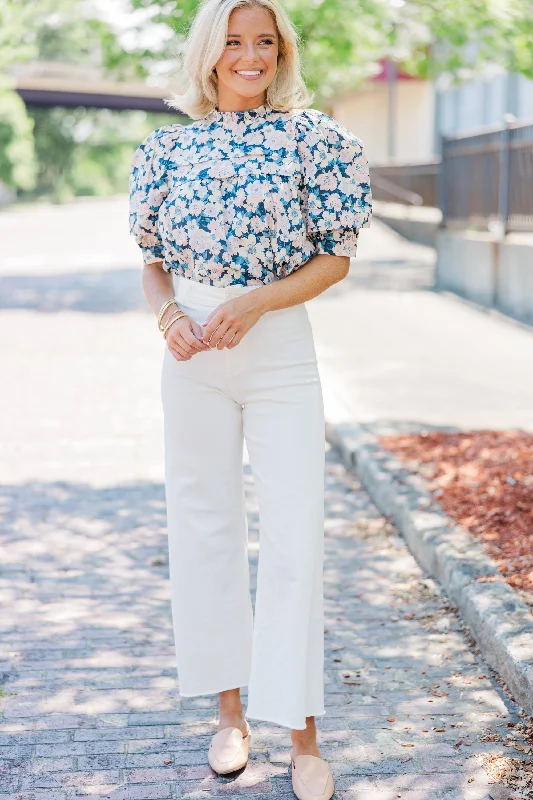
[1,0,533,202]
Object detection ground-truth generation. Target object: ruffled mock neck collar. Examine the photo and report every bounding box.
[205,102,272,126]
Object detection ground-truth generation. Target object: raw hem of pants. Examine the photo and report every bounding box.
[178,679,250,698]
[244,708,326,731]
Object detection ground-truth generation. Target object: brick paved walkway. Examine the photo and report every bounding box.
[0,199,528,799]
[0,448,526,799]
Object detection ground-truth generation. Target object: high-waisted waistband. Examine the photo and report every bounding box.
[173,275,261,308]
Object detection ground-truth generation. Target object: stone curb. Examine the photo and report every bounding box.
[326,421,533,717]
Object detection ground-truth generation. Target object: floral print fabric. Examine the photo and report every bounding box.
[129,103,372,286]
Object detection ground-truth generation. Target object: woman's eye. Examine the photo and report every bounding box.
[226,38,275,46]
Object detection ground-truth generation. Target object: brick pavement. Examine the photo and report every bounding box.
[0,448,526,799]
[0,199,529,799]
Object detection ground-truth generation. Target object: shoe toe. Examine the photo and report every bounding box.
[208,725,250,774]
[291,754,334,800]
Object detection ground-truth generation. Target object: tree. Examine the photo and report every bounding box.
[402,0,533,81]
[0,0,177,199]
[26,106,177,201]
[0,0,161,196]
[0,0,39,191]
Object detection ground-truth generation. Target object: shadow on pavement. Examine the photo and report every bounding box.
[0,268,147,314]
[0,254,436,315]
[329,257,436,294]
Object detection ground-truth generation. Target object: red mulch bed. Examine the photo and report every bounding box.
[379,430,533,604]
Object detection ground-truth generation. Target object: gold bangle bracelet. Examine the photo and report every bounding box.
[158,299,178,329]
[163,312,187,339]
[159,307,182,332]
[162,311,188,338]
[161,302,186,331]
[157,298,180,330]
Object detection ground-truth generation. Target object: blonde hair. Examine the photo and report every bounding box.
[166,0,314,119]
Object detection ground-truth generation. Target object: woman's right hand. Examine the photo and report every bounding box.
[166,316,210,361]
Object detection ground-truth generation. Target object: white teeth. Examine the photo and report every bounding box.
[236,70,261,75]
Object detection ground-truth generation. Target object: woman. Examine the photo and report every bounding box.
[129,1,371,797]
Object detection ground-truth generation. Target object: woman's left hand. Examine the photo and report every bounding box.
[201,294,265,349]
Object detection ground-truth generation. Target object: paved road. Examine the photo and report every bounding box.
[0,198,529,799]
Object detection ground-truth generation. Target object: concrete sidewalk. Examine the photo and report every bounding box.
[308,219,533,433]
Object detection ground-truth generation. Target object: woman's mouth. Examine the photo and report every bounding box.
[234,69,264,81]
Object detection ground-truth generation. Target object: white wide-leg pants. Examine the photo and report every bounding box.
[161,275,326,730]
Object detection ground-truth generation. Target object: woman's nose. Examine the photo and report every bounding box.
[242,44,260,61]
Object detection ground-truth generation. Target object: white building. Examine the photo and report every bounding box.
[329,61,533,163]
[436,70,533,138]
[329,59,435,164]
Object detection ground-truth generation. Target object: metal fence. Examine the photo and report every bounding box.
[441,121,533,233]
[370,161,439,208]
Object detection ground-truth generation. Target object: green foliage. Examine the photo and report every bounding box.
[0,0,40,190]
[0,0,171,198]
[24,107,183,202]
[0,79,36,191]
[404,0,533,80]
[0,1,38,73]
[504,0,533,77]
[283,0,390,100]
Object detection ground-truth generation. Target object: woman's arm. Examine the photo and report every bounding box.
[201,253,350,350]
[142,261,209,361]
[251,253,350,312]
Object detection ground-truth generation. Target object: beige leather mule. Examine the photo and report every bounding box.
[208,720,251,775]
[290,749,335,800]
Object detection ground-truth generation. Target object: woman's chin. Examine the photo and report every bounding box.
[222,76,270,97]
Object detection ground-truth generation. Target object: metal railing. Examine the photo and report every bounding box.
[370,161,439,207]
[440,120,533,233]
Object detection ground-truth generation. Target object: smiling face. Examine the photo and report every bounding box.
[213,5,279,111]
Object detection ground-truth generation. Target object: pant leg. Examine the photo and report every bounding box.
[238,304,326,730]
[161,344,253,696]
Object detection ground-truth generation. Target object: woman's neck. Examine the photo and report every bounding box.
[216,91,267,113]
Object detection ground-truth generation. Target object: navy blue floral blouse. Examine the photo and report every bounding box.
[129,102,372,286]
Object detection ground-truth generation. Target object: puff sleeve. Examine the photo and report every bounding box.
[129,127,170,266]
[295,110,372,258]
